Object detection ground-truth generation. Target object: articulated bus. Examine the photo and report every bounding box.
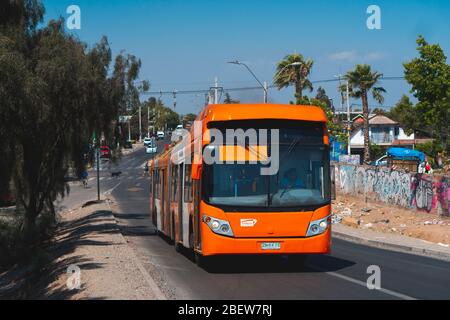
[148,103,333,267]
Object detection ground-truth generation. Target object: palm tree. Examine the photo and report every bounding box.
[344,64,386,163]
[274,53,313,102]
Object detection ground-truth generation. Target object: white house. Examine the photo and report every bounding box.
[349,114,415,153]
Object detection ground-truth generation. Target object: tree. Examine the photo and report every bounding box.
[345,64,386,163]
[223,92,240,104]
[301,97,345,142]
[0,1,141,244]
[387,95,418,135]
[274,53,313,102]
[315,87,332,110]
[403,36,450,152]
[371,108,386,115]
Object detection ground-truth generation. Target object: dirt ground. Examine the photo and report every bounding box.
[332,194,450,247]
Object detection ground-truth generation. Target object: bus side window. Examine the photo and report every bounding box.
[171,165,178,202]
[155,169,160,200]
[184,164,192,203]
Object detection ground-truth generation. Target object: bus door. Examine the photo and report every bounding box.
[193,179,201,250]
[161,169,166,233]
[177,163,183,243]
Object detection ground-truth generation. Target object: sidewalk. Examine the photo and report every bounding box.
[17,198,165,299]
[332,195,450,262]
[333,224,450,261]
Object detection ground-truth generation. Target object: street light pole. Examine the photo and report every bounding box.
[228,60,267,103]
[346,79,351,155]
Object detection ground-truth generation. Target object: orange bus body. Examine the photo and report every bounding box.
[148,104,331,258]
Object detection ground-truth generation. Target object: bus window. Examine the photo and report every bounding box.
[184,164,192,203]
[171,165,178,202]
[155,169,160,200]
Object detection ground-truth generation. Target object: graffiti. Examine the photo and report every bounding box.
[411,174,433,212]
[339,155,360,165]
[335,164,449,216]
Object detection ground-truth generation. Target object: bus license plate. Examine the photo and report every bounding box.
[261,242,281,250]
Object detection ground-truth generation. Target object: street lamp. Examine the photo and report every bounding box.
[272,62,302,83]
[228,60,268,103]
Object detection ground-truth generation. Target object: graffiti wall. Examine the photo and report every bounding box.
[335,164,450,216]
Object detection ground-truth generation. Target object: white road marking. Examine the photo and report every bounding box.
[311,266,417,300]
[103,181,122,195]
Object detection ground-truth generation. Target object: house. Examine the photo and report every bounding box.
[349,114,415,157]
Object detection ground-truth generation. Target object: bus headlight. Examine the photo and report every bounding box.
[306,215,331,237]
[202,215,234,237]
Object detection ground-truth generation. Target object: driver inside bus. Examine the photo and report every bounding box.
[280,168,305,189]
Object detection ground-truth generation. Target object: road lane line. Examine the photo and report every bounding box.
[311,266,417,300]
[104,181,122,195]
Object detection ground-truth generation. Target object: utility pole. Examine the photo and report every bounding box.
[148,106,150,138]
[138,103,142,142]
[128,118,131,141]
[346,80,351,155]
[93,131,100,201]
[263,81,268,103]
[214,77,219,104]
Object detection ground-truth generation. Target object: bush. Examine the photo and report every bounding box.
[0,211,57,271]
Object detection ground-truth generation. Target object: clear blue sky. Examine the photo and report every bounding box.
[42,0,450,115]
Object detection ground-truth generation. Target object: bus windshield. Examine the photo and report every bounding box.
[202,121,331,210]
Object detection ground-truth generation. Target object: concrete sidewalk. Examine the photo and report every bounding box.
[40,198,165,299]
[332,223,450,262]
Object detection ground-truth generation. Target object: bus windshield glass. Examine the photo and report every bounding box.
[202,120,331,209]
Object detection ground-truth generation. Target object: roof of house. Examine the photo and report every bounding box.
[369,115,398,125]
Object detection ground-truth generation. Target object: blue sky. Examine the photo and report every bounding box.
[42,0,450,115]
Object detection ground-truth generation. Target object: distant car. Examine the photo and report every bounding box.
[100,145,111,159]
[156,131,165,140]
[146,141,157,154]
[176,124,183,130]
[370,155,388,167]
[143,137,152,146]
[123,141,133,149]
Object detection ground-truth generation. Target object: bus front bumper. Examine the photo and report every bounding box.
[200,226,331,256]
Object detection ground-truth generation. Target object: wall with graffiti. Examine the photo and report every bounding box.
[335,164,450,216]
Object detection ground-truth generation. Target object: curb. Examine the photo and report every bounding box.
[332,229,450,262]
[105,198,166,300]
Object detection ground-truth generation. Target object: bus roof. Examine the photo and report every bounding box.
[199,104,328,123]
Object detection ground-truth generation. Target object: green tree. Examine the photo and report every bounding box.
[403,36,450,152]
[344,64,386,163]
[387,95,418,135]
[274,53,313,102]
[315,87,332,110]
[223,92,240,104]
[0,1,142,244]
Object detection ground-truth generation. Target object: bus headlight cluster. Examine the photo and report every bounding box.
[306,215,331,237]
[202,215,234,237]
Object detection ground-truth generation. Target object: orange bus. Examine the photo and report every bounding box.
[148,103,333,267]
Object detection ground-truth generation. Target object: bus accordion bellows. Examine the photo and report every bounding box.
[148,103,333,267]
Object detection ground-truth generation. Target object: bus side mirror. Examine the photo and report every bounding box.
[330,165,336,200]
[192,163,202,180]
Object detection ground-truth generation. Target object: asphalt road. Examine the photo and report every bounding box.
[67,139,450,300]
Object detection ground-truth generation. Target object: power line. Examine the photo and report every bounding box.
[141,76,406,96]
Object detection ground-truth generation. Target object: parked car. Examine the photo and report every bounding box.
[100,145,111,158]
[370,155,388,167]
[123,140,133,149]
